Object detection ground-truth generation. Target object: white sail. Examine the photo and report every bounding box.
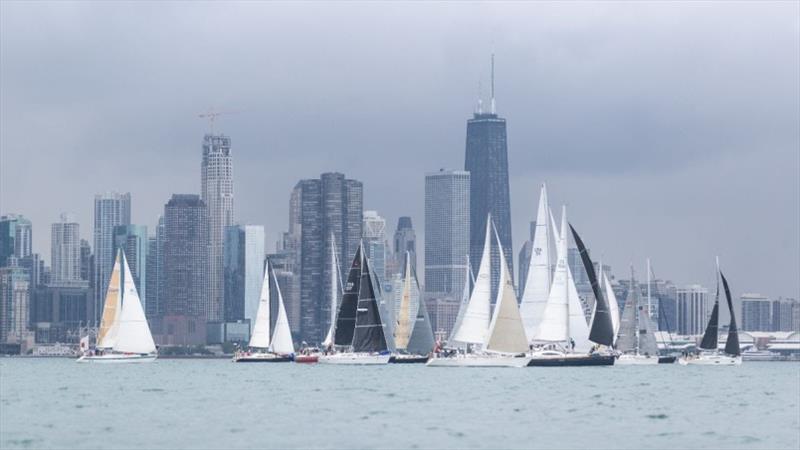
[447,256,472,347]
[566,263,592,353]
[534,206,570,344]
[394,253,414,350]
[248,268,272,349]
[449,215,492,346]
[97,251,122,349]
[269,268,295,354]
[113,252,156,354]
[520,183,552,342]
[603,270,621,340]
[485,224,529,354]
[322,238,340,347]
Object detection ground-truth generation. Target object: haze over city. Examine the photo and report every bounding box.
[1,1,798,299]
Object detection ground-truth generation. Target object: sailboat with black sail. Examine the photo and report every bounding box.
[679,258,742,365]
[233,262,295,362]
[390,251,434,363]
[77,249,157,363]
[319,243,394,365]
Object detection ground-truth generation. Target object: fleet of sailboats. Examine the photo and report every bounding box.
[77,249,157,363]
[76,182,741,369]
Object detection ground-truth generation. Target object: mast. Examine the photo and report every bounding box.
[534,206,570,346]
[520,183,553,342]
[633,267,640,355]
[698,258,721,351]
[333,244,363,347]
[646,258,651,318]
[449,215,493,347]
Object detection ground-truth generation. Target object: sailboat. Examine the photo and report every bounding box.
[77,249,157,363]
[519,184,553,343]
[527,207,613,366]
[678,258,742,365]
[318,243,394,365]
[427,216,531,368]
[233,261,295,362]
[647,259,677,364]
[615,267,660,365]
[598,262,620,343]
[390,251,434,363]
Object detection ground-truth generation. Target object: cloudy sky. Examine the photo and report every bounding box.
[1,1,798,299]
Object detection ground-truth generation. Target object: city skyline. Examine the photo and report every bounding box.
[1,2,798,300]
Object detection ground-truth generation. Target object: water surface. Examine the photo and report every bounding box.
[1,359,798,449]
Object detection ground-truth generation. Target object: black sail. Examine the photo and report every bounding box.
[569,224,614,346]
[720,271,741,356]
[699,298,720,351]
[352,253,389,353]
[333,246,362,347]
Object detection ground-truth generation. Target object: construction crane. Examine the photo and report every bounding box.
[197,107,241,134]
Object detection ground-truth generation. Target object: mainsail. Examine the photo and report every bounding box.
[403,254,435,355]
[113,252,156,354]
[333,246,362,347]
[269,266,295,354]
[485,224,529,354]
[616,268,657,356]
[394,254,414,349]
[249,266,272,349]
[449,215,493,347]
[447,256,472,347]
[570,223,614,347]
[322,238,341,347]
[352,248,391,353]
[720,271,740,356]
[600,266,621,340]
[97,251,122,349]
[519,184,553,342]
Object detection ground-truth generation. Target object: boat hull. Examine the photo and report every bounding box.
[317,353,391,365]
[527,353,615,367]
[389,355,429,364]
[294,354,319,363]
[678,354,742,366]
[426,355,531,368]
[616,354,659,365]
[658,356,677,364]
[233,353,293,363]
[77,353,157,363]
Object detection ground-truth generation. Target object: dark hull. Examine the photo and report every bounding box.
[389,355,429,364]
[527,354,615,367]
[234,355,293,363]
[658,356,677,364]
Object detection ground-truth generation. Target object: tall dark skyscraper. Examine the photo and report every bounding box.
[393,216,417,271]
[294,172,362,344]
[464,56,513,294]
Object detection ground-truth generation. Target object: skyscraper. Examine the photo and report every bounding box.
[51,214,82,285]
[163,195,209,345]
[0,214,32,266]
[425,169,470,300]
[464,57,513,293]
[393,216,417,272]
[145,216,165,319]
[676,285,708,335]
[113,224,148,309]
[93,192,131,323]
[363,210,387,288]
[201,134,234,323]
[294,172,362,344]
[0,257,30,347]
[741,293,771,331]
[223,225,265,329]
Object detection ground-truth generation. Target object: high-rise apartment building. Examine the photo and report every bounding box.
[145,216,165,319]
[676,285,708,335]
[0,258,30,346]
[363,210,387,289]
[464,64,513,294]
[223,225,265,329]
[93,192,131,322]
[294,173,362,344]
[51,214,82,285]
[162,195,209,344]
[113,224,148,309]
[741,293,772,332]
[425,169,470,301]
[771,297,799,332]
[201,134,234,323]
[0,214,32,266]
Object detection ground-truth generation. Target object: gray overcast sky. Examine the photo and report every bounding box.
[1,1,798,299]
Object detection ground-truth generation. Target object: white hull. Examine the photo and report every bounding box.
[426,354,531,368]
[616,354,659,365]
[317,353,391,365]
[678,354,742,366]
[77,353,157,363]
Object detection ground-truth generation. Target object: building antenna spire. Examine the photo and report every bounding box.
[490,53,496,114]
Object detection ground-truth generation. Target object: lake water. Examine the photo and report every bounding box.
[1,359,798,449]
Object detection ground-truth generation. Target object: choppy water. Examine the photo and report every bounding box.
[1,359,798,449]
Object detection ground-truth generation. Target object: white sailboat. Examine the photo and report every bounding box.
[233,262,295,362]
[615,267,659,365]
[519,184,553,343]
[77,250,157,363]
[390,251,434,363]
[428,216,531,368]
